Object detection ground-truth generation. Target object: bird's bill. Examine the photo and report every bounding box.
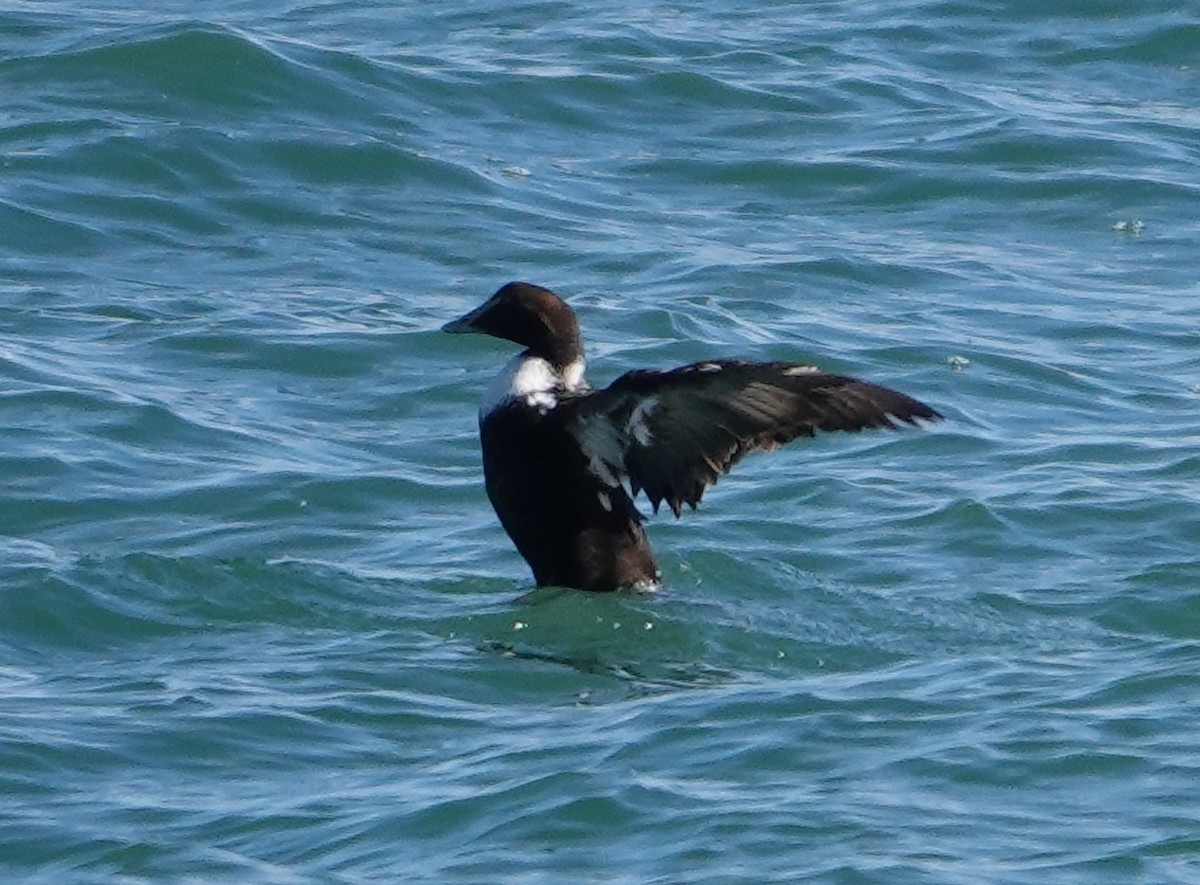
[442,299,494,334]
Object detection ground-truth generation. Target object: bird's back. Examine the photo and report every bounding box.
[479,401,660,590]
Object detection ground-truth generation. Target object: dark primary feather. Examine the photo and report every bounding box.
[572,359,942,517]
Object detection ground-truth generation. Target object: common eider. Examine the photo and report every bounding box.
[444,282,941,591]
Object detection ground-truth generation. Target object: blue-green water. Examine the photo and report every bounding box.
[3,1,1199,881]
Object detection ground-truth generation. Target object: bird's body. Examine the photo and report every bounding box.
[444,282,940,591]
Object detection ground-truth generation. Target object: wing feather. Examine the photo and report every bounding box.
[570,359,940,517]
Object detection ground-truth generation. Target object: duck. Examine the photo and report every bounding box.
[444,281,940,591]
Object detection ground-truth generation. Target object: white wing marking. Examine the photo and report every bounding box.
[626,396,659,447]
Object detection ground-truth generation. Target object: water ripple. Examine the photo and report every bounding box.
[4,2,1200,882]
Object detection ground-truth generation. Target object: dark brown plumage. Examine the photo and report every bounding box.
[445,282,942,590]
[580,359,941,516]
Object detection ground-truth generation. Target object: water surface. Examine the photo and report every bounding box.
[2,1,1199,881]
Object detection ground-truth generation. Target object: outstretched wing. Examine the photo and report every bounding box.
[569,359,941,517]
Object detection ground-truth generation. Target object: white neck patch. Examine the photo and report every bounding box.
[562,357,586,390]
[480,355,586,415]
